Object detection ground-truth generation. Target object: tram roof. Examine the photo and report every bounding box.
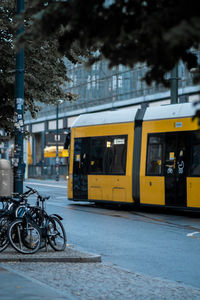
[143,103,197,121]
[72,107,138,127]
[72,103,198,127]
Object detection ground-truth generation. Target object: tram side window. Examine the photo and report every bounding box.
[90,138,105,173]
[146,135,163,176]
[103,137,127,174]
[89,135,127,175]
[191,131,200,176]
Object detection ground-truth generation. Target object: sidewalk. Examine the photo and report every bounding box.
[24,179,67,185]
[0,245,100,300]
[0,266,68,300]
[1,245,200,300]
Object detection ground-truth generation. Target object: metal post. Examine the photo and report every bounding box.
[55,103,59,181]
[14,0,25,194]
[170,65,178,104]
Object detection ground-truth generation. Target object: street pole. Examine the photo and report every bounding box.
[55,102,59,181]
[170,64,178,104]
[14,0,25,194]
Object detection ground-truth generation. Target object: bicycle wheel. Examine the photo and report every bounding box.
[47,216,66,251]
[0,216,10,252]
[8,219,41,254]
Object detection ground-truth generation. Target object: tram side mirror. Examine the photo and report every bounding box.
[64,130,71,149]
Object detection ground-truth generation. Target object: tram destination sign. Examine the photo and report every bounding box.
[45,132,66,146]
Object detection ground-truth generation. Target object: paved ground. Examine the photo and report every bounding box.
[1,245,200,300]
[0,266,68,300]
[1,179,200,299]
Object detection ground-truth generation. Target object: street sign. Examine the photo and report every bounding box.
[45,132,66,146]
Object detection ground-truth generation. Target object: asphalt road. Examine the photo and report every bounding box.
[24,179,200,289]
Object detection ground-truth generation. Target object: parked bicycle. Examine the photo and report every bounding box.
[0,186,67,254]
[27,186,67,252]
[0,188,40,253]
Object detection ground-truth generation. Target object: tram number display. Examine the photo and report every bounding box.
[114,138,125,145]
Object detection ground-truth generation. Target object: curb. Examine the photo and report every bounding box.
[0,256,101,263]
[0,245,101,263]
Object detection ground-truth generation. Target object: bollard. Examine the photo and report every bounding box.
[0,159,13,197]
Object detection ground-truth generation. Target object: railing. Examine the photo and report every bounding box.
[28,165,68,180]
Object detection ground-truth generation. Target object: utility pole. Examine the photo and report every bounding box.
[14,0,25,194]
[55,102,59,181]
[170,64,178,104]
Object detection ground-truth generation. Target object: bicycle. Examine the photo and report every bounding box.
[7,186,66,254]
[27,186,67,251]
[0,189,37,253]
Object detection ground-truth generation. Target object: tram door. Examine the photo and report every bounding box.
[73,138,90,200]
[165,132,190,207]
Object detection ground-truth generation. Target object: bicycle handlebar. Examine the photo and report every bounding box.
[25,186,50,202]
[25,186,37,194]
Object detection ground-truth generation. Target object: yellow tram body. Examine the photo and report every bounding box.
[68,103,200,210]
[140,115,199,208]
[68,122,134,203]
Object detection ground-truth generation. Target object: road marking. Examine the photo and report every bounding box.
[187,231,200,239]
[25,182,66,189]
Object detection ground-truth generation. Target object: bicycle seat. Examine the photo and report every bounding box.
[39,195,50,202]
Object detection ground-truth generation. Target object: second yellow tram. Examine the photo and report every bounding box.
[68,103,200,210]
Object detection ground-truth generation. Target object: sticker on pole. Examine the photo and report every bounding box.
[16,98,24,110]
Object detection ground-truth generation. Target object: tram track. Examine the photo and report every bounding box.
[130,211,200,232]
[59,202,200,233]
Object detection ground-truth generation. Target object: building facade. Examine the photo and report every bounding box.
[24,53,200,179]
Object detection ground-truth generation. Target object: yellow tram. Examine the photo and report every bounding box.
[67,103,200,210]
